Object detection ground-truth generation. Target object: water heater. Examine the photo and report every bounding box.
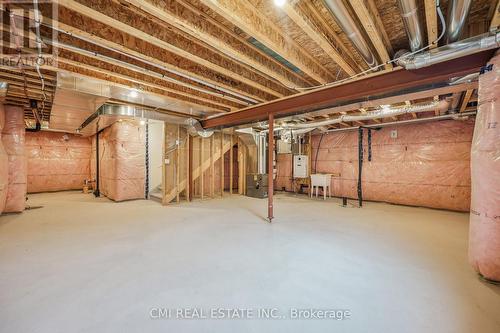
[293,155,308,178]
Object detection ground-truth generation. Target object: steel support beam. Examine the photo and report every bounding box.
[201,50,494,129]
[268,113,274,222]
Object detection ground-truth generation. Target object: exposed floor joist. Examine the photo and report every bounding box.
[281,1,356,76]
[120,0,305,90]
[200,0,334,84]
[58,0,285,100]
[348,0,392,69]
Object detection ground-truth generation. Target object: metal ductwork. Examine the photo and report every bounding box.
[446,0,472,43]
[397,31,500,69]
[235,128,267,176]
[323,0,378,67]
[280,100,449,129]
[397,0,424,51]
[185,118,214,138]
[255,132,267,175]
[78,103,187,135]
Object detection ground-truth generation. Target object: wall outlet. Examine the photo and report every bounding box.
[164,158,170,165]
[390,130,398,139]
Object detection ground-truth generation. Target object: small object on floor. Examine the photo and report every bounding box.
[83,185,90,194]
[342,197,348,207]
[25,205,43,210]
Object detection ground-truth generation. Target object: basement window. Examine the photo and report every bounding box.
[248,37,303,74]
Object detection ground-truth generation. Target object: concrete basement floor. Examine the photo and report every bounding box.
[0,192,499,333]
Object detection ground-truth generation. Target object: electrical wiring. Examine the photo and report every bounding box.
[32,0,47,122]
[288,0,447,92]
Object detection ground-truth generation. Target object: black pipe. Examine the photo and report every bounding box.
[145,120,149,199]
[26,99,42,132]
[368,129,372,162]
[25,121,41,132]
[357,127,363,207]
[314,133,325,174]
[94,129,100,197]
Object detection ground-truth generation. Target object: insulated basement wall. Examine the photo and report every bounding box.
[276,153,293,192]
[276,120,474,211]
[91,121,146,201]
[25,131,92,193]
[469,52,500,281]
[0,105,9,213]
[2,106,26,213]
[314,120,474,211]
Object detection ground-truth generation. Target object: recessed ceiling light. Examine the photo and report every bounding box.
[274,0,286,7]
[129,90,138,98]
[140,119,146,126]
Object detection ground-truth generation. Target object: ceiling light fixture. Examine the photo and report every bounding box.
[129,89,138,98]
[274,0,286,7]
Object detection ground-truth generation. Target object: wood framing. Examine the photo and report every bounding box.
[348,0,392,68]
[282,2,356,75]
[490,0,500,30]
[424,0,438,49]
[120,0,303,89]
[200,0,333,84]
[459,90,474,113]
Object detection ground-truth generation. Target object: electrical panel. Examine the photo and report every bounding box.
[293,155,308,178]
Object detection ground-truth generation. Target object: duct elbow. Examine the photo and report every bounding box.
[185,118,214,138]
[396,32,500,70]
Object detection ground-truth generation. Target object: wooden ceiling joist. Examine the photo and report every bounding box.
[56,46,242,110]
[0,72,55,87]
[53,22,258,106]
[424,0,438,49]
[53,58,227,113]
[174,0,315,87]
[348,0,392,69]
[0,78,52,92]
[459,89,474,113]
[53,13,268,104]
[200,0,334,84]
[301,1,364,72]
[490,0,500,30]
[364,0,394,56]
[281,2,356,76]
[58,0,284,100]
[120,0,304,90]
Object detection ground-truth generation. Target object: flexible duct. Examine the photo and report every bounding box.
[185,118,214,138]
[281,100,449,129]
[323,0,378,67]
[446,0,472,43]
[397,0,424,51]
[397,31,500,69]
